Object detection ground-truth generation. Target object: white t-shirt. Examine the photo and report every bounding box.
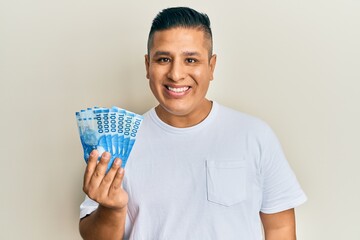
[80,102,307,239]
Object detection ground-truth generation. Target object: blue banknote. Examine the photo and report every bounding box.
[76,109,108,161]
[76,107,143,171]
[123,114,143,165]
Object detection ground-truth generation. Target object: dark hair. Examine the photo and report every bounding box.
[147,7,213,57]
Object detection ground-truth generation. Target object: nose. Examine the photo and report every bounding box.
[166,60,186,81]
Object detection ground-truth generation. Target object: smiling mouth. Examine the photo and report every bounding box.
[166,86,191,93]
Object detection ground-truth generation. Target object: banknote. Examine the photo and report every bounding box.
[122,111,135,161]
[111,106,126,161]
[123,114,143,164]
[76,109,108,161]
[76,106,143,171]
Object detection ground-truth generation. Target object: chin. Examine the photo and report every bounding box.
[166,107,191,116]
[161,102,193,116]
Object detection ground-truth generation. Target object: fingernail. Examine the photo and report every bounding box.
[114,159,120,166]
[119,168,124,174]
[103,152,110,159]
[90,150,97,156]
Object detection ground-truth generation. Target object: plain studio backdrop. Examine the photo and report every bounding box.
[0,0,359,239]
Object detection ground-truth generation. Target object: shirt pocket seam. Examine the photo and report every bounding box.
[206,160,247,207]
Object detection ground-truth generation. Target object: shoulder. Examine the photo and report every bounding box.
[139,107,156,126]
[215,102,272,134]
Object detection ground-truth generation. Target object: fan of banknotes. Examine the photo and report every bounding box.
[75,106,143,170]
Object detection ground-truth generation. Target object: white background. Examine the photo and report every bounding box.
[1,0,359,239]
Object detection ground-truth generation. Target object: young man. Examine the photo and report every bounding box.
[79,7,307,240]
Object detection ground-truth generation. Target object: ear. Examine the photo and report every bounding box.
[145,54,150,79]
[209,54,217,81]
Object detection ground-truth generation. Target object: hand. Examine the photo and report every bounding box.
[82,150,128,211]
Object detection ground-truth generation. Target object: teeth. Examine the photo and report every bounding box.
[167,86,189,93]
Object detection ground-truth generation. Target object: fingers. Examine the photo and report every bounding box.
[88,152,111,189]
[83,149,99,190]
[83,152,126,206]
[108,165,125,198]
[98,158,122,191]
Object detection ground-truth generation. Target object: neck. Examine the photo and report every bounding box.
[155,100,213,128]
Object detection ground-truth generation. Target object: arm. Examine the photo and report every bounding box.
[79,205,126,240]
[260,208,297,240]
[79,151,128,240]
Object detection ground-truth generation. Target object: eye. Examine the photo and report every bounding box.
[186,58,197,63]
[157,57,171,63]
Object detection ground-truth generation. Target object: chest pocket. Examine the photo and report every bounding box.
[206,160,247,207]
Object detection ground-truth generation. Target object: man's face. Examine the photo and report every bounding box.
[145,27,216,126]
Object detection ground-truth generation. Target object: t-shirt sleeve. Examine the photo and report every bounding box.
[123,211,133,239]
[259,125,307,214]
[79,195,99,219]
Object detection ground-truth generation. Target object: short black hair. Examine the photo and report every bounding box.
[147,7,213,57]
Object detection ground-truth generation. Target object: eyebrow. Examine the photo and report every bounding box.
[183,51,201,57]
[153,51,171,57]
[153,51,201,57]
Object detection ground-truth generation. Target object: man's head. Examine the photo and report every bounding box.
[147,7,213,58]
[145,7,217,127]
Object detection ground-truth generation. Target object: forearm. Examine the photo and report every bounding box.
[263,226,296,240]
[79,205,127,240]
[260,209,296,240]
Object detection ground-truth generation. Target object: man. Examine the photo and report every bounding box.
[79,7,307,239]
